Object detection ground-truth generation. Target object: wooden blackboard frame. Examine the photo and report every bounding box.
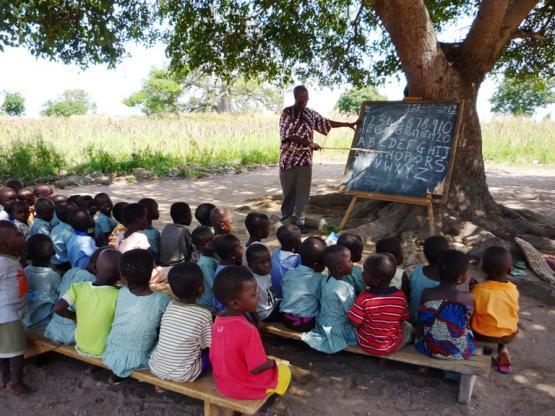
[338,99,464,231]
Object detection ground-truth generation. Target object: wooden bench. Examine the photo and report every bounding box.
[264,322,491,404]
[25,331,271,416]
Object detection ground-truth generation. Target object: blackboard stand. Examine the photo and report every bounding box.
[339,191,435,234]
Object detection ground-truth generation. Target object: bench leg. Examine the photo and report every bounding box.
[204,401,236,416]
[457,374,477,404]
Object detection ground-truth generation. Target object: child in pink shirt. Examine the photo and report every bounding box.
[209,265,291,400]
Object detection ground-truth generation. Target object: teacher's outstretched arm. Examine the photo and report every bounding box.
[329,119,358,130]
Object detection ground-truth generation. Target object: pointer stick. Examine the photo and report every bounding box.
[298,146,388,154]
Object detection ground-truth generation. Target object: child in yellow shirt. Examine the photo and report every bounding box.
[470,246,519,374]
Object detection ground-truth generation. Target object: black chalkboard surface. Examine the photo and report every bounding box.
[341,101,461,203]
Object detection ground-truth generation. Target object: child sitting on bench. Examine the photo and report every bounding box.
[470,246,519,374]
[348,253,412,355]
[138,198,161,262]
[30,197,55,237]
[115,203,150,254]
[302,245,357,354]
[66,208,97,269]
[270,224,301,298]
[149,262,212,383]
[45,249,101,344]
[212,234,244,313]
[280,237,326,332]
[375,237,407,292]
[338,233,365,295]
[193,226,218,307]
[108,202,128,249]
[210,265,291,400]
[0,221,28,396]
[246,244,280,322]
[415,250,475,360]
[243,212,270,262]
[54,249,121,357]
[103,249,170,384]
[409,236,449,321]
[22,234,60,330]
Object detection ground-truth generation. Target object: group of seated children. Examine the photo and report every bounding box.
[0,179,520,401]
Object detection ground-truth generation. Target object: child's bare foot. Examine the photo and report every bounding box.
[6,382,30,396]
[417,366,429,375]
[154,386,166,393]
[108,375,128,385]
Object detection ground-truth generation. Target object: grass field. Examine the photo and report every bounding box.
[0,114,553,182]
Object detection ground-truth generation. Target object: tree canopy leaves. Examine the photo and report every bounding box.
[1,91,25,116]
[336,85,386,113]
[1,1,156,68]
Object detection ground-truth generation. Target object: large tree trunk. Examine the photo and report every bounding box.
[339,0,555,252]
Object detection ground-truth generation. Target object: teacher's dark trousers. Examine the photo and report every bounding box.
[279,165,312,225]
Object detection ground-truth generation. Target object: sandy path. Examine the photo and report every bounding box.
[4,162,555,415]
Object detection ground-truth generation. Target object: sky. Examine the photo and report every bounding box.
[0,37,552,121]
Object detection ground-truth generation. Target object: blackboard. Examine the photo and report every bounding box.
[340,100,462,203]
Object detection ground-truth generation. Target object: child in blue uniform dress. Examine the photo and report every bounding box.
[338,233,365,295]
[301,245,357,353]
[94,193,117,246]
[270,224,301,298]
[103,249,170,383]
[66,209,97,269]
[29,197,55,237]
[280,237,326,332]
[50,204,74,272]
[23,234,61,330]
[193,226,219,307]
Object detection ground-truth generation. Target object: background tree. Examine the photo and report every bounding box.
[42,90,96,117]
[159,0,555,248]
[124,66,282,115]
[336,86,387,113]
[123,68,184,115]
[491,76,554,116]
[1,91,25,116]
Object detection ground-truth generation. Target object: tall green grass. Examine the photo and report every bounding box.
[0,114,552,183]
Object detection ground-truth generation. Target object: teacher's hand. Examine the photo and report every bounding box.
[309,143,322,151]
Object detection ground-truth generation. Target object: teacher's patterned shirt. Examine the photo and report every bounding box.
[279,106,331,171]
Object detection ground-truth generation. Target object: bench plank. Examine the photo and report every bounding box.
[265,323,490,376]
[26,332,269,415]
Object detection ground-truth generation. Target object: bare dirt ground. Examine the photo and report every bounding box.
[3,162,555,415]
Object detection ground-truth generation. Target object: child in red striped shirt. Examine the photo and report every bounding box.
[348,253,413,356]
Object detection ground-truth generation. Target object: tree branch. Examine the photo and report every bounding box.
[511,29,545,40]
[370,0,454,98]
[459,0,539,80]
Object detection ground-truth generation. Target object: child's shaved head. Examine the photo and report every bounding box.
[34,183,53,198]
[210,207,233,234]
[34,197,55,221]
[69,208,93,232]
[482,245,512,278]
[337,233,364,262]
[6,179,24,193]
[96,249,122,285]
[363,253,397,288]
[277,224,302,252]
[299,237,327,271]
[376,237,403,265]
[0,186,17,207]
[195,203,216,227]
[245,212,270,239]
[18,188,36,206]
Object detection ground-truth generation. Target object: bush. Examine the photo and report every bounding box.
[42,89,96,117]
[0,139,64,182]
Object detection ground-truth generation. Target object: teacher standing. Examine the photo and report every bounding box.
[279,85,357,232]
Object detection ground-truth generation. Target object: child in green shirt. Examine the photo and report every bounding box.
[53,249,121,357]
